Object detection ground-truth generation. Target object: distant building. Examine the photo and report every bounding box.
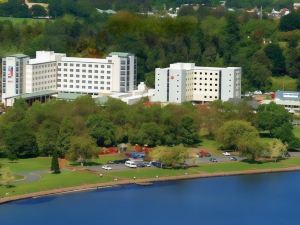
[26,51,66,93]
[1,54,30,106]
[153,63,241,104]
[294,3,300,10]
[57,52,137,95]
[274,91,300,114]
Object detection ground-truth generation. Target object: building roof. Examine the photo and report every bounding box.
[9,90,58,100]
[275,91,300,101]
[94,96,109,105]
[8,53,29,58]
[109,52,133,57]
[56,92,84,100]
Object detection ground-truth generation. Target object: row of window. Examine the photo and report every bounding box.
[58,63,111,69]
[33,86,55,92]
[33,75,56,80]
[33,80,56,85]
[33,70,56,74]
[57,79,110,85]
[58,69,111,74]
[33,63,56,69]
[58,74,111,79]
[57,84,110,90]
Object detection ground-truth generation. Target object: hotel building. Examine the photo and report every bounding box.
[153,63,241,104]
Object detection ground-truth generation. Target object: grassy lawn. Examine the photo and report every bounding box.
[0,170,113,197]
[1,156,300,197]
[200,138,222,156]
[293,126,300,139]
[0,157,51,173]
[271,76,297,91]
[93,154,124,165]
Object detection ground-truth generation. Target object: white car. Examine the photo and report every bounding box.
[125,160,137,168]
[102,165,112,170]
[222,152,231,156]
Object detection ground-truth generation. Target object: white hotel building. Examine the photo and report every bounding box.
[153,63,241,104]
[57,52,137,95]
[1,51,137,106]
[26,51,66,93]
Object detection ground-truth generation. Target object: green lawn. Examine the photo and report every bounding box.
[93,154,124,165]
[271,76,297,91]
[0,157,51,173]
[200,138,222,156]
[0,170,113,197]
[293,126,300,139]
[1,156,300,197]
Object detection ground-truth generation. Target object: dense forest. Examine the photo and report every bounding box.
[2,1,300,91]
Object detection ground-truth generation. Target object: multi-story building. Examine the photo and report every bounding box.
[25,51,66,93]
[1,54,30,106]
[57,52,137,95]
[153,63,241,104]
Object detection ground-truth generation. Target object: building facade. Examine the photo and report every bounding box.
[154,63,241,104]
[57,52,137,95]
[26,51,66,93]
[1,54,30,106]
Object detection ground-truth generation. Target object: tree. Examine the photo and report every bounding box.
[86,115,116,147]
[56,118,74,156]
[132,122,163,147]
[264,44,286,75]
[223,13,240,63]
[4,121,38,159]
[31,5,47,18]
[149,146,188,168]
[256,103,292,136]
[216,120,259,150]
[37,120,59,156]
[50,151,60,174]
[177,117,200,146]
[237,136,268,161]
[269,139,287,162]
[279,12,300,31]
[67,135,97,166]
[286,47,300,78]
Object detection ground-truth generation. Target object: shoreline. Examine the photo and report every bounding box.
[1,166,300,205]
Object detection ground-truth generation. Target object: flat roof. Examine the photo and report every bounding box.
[109,52,133,57]
[56,92,84,100]
[8,90,58,100]
[7,54,29,58]
[61,57,110,64]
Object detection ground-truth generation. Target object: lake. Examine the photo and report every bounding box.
[1,172,300,225]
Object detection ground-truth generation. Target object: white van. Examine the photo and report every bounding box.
[125,160,137,168]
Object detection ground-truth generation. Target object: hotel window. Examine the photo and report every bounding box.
[82,64,86,67]
[82,86,86,89]
[88,65,92,68]
[76,85,80,88]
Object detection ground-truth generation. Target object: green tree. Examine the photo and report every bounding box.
[31,5,47,17]
[86,115,116,147]
[37,120,59,156]
[237,136,268,161]
[50,151,60,174]
[269,139,287,162]
[216,120,259,150]
[264,44,286,75]
[4,121,38,159]
[150,146,188,168]
[56,118,74,156]
[177,117,200,146]
[132,122,163,147]
[67,135,97,166]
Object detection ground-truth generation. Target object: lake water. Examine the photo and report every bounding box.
[1,172,300,225]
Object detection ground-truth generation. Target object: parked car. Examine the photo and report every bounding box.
[101,165,112,170]
[125,152,145,159]
[229,157,237,161]
[150,161,164,168]
[143,162,152,167]
[222,152,231,156]
[108,158,128,164]
[209,158,218,163]
[125,160,137,168]
[198,150,211,158]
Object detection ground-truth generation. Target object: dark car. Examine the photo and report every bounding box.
[229,157,237,161]
[137,162,146,168]
[108,158,128,164]
[209,158,218,163]
[150,161,164,168]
